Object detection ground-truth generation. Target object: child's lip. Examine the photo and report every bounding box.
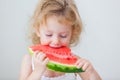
[49,45,65,49]
[43,45,66,48]
[50,46,62,48]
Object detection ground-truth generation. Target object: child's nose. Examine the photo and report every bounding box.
[51,36,60,45]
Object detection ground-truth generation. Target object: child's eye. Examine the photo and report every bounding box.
[46,34,52,37]
[59,35,67,38]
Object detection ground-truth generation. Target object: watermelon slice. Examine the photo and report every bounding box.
[28,45,84,73]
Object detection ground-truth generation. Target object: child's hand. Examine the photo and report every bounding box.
[33,51,49,74]
[75,58,93,72]
[75,57,102,80]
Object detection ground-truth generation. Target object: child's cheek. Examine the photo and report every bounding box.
[40,39,50,45]
[62,38,71,46]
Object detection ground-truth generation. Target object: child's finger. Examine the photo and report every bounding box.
[75,58,85,65]
[77,61,84,69]
[36,52,42,58]
[75,58,87,69]
[75,58,82,65]
[33,51,39,59]
[43,58,49,65]
[75,61,81,68]
[82,62,89,71]
[37,53,46,61]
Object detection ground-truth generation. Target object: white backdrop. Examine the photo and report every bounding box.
[0,0,120,80]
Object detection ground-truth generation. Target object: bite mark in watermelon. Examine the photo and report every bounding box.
[28,45,84,73]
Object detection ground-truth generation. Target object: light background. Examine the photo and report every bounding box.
[0,0,120,80]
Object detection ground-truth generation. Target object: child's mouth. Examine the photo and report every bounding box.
[47,45,65,49]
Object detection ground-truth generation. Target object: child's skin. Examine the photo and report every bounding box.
[19,16,102,80]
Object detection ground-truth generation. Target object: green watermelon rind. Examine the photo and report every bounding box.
[47,61,84,73]
[28,47,84,73]
[28,48,34,56]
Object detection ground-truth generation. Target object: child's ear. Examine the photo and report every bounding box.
[35,27,40,37]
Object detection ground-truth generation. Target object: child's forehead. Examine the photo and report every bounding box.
[43,15,73,27]
[39,16,72,32]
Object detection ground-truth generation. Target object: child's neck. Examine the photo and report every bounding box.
[43,69,65,78]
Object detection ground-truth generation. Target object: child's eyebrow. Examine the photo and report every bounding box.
[60,31,70,34]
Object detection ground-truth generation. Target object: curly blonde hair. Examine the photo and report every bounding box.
[29,0,83,46]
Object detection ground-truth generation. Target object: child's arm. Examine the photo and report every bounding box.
[19,53,49,80]
[75,57,102,80]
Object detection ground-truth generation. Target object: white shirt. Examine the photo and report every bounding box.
[41,73,76,80]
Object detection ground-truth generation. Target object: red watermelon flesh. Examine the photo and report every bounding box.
[28,45,84,73]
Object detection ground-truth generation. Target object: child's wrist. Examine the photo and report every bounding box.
[33,69,44,77]
[78,69,101,80]
[27,70,43,80]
